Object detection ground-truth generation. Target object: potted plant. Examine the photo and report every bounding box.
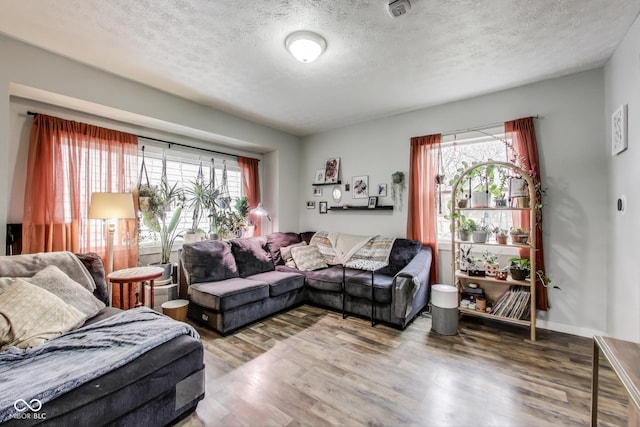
[493,227,509,244]
[471,222,491,243]
[508,257,530,281]
[184,177,219,243]
[510,227,529,244]
[138,184,162,213]
[482,251,499,276]
[234,196,254,237]
[141,173,186,278]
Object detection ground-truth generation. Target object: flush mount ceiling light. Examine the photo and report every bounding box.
[285,31,327,63]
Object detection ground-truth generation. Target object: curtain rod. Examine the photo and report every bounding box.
[27,110,244,160]
[440,115,540,138]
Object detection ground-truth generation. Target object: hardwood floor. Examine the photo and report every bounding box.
[177,305,629,427]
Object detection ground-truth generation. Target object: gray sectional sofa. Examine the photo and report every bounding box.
[179,231,432,334]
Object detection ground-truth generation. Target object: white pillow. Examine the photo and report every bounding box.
[290,245,328,271]
[280,241,307,268]
[0,278,86,350]
[28,265,105,318]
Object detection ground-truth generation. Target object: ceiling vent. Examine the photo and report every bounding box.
[388,0,411,18]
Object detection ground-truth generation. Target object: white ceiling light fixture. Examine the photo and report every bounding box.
[285,31,327,63]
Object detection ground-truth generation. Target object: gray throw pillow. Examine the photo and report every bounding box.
[290,245,328,271]
[182,240,239,284]
[28,265,105,319]
[280,241,307,268]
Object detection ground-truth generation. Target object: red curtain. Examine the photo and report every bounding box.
[238,156,262,236]
[407,134,441,283]
[505,117,549,311]
[23,114,139,275]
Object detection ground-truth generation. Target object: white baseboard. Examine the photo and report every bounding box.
[535,319,604,339]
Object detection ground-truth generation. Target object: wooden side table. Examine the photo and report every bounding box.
[107,266,165,310]
[591,335,640,426]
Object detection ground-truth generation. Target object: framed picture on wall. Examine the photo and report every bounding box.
[352,175,368,199]
[306,201,316,209]
[315,169,326,184]
[319,201,328,214]
[612,104,628,155]
[377,183,387,197]
[368,196,377,209]
[324,158,340,183]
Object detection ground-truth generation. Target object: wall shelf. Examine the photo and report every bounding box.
[329,205,394,211]
[312,181,341,186]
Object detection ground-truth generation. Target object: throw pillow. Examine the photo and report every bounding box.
[182,240,239,284]
[266,232,302,265]
[290,245,328,271]
[229,237,275,277]
[28,265,106,318]
[280,241,307,268]
[0,278,86,350]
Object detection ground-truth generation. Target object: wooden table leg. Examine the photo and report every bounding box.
[119,283,124,309]
[591,338,599,427]
[141,280,146,307]
[150,279,155,310]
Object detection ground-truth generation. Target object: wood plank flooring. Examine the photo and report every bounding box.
[176,305,629,427]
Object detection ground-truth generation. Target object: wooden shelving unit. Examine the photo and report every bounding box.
[450,160,538,341]
[312,181,341,186]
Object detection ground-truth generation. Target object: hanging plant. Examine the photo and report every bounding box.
[391,171,405,210]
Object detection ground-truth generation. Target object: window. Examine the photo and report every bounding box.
[436,128,514,241]
[138,145,242,245]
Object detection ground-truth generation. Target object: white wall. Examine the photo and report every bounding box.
[604,14,640,342]
[300,69,608,337]
[0,35,302,252]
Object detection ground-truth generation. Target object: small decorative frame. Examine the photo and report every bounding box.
[313,188,322,197]
[306,201,316,209]
[319,201,328,214]
[324,158,340,183]
[612,104,628,156]
[315,169,326,184]
[377,183,387,197]
[368,196,377,209]
[352,175,369,199]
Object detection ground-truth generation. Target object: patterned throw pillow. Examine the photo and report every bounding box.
[28,265,105,318]
[0,278,86,350]
[280,241,307,268]
[290,245,328,271]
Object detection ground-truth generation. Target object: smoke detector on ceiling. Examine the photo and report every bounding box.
[388,0,411,18]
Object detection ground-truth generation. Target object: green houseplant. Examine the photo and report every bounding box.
[508,257,530,281]
[141,160,186,272]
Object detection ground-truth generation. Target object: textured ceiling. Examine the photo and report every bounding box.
[1,0,639,136]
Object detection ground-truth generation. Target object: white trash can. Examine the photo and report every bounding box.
[431,284,458,335]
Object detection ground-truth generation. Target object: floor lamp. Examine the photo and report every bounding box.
[250,203,272,235]
[88,192,136,306]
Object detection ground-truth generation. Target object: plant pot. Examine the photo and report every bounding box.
[494,199,507,207]
[512,196,530,208]
[485,263,500,277]
[495,271,508,280]
[139,196,150,212]
[496,235,508,245]
[183,231,205,244]
[510,232,529,244]
[458,230,471,241]
[150,262,173,281]
[457,199,468,208]
[472,230,488,243]
[510,268,528,281]
[471,191,489,208]
[510,177,527,197]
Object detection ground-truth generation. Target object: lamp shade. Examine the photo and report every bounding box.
[250,203,268,217]
[285,31,326,63]
[88,192,136,219]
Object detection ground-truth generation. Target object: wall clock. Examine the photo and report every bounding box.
[611,104,628,156]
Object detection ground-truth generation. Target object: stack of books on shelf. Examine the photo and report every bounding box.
[491,285,531,320]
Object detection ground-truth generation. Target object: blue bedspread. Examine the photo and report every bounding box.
[0,308,199,422]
